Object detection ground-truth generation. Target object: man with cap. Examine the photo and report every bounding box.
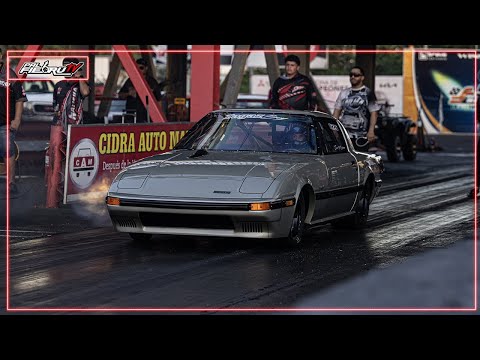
[118,58,163,123]
[269,54,318,111]
[52,57,91,125]
[0,45,28,194]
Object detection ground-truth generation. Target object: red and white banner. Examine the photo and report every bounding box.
[250,75,404,114]
[64,122,193,203]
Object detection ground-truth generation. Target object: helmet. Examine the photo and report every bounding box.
[291,125,306,135]
[290,124,307,145]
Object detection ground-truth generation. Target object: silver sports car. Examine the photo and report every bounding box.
[106,109,384,245]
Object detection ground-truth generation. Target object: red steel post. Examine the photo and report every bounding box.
[190,45,220,122]
[45,125,65,208]
[15,45,43,78]
[112,45,167,123]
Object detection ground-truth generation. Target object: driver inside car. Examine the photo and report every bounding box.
[287,125,312,152]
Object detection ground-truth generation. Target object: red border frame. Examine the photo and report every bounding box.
[5,47,478,313]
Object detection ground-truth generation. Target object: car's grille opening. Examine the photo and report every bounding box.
[33,104,54,113]
[113,216,137,228]
[241,222,265,233]
[139,213,234,230]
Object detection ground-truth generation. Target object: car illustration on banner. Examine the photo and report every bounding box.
[69,138,99,189]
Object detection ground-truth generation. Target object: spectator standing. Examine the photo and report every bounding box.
[52,57,91,126]
[0,45,27,194]
[269,54,318,111]
[333,65,380,151]
[118,58,163,123]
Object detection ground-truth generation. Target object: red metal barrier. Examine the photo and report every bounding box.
[190,45,220,121]
[45,125,66,208]
[112,45,167,123]
[14,45,43,78]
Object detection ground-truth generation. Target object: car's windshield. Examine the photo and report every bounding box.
[23,80,54,93]
[175,112,317,154]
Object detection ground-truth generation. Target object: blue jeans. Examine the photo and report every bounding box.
[0,125,16,159]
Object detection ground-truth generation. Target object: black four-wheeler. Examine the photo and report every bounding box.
[374,103,417,162]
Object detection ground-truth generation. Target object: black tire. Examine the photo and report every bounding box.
[402,135,417,161]
[350,183,371,228]
[332,182,371,229]
[285,192,306,246]
[386,135,401,162]
[468,187,478,199]
[129,233,152,242]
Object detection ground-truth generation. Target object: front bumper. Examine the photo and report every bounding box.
[106,197,295,239]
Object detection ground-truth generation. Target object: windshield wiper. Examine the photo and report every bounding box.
[189,148,209,158]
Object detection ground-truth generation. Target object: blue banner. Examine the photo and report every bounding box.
[415,51,476,133]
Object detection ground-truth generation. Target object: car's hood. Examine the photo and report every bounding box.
[113,150,298,198]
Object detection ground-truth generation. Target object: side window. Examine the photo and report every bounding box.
[313,121,325,155]
[318,118,348,155]
[24,81,54,93]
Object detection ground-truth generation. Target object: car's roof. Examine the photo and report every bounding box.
[213,108,332,118]
[237,93,269,100]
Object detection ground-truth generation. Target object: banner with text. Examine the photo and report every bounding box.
[250,75,404,114]
[64,122,192,203]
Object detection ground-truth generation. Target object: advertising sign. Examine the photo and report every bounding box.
[250,75,403,113]
[65,122,192,203]
[414,51,476,133]
[220,45,329,70]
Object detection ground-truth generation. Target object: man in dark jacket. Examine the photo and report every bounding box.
[118,58,163,123]
[269,54,318,111]
[52,57,91,126]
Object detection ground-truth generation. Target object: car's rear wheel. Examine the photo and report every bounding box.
[332,182,371,229]
[285,192,306,246]
[402,135,417,161]
[386,135,402,162]
[129,233,152,242]
[352,183,371,227]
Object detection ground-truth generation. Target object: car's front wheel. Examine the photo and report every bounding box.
[129,233,153,242]
[285,192,306,246]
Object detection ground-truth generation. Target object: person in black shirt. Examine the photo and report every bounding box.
[0,45,28,194]
[269,54,318,111]
[118,58,163,123]
[52,57,91,125]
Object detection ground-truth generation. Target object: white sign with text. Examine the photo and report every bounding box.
[250,75,403,114]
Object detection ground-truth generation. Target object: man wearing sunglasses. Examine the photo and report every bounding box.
[333,66,380,150]
[118,58,163,123]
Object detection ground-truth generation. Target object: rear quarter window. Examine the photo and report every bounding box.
[318,118,348,154]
